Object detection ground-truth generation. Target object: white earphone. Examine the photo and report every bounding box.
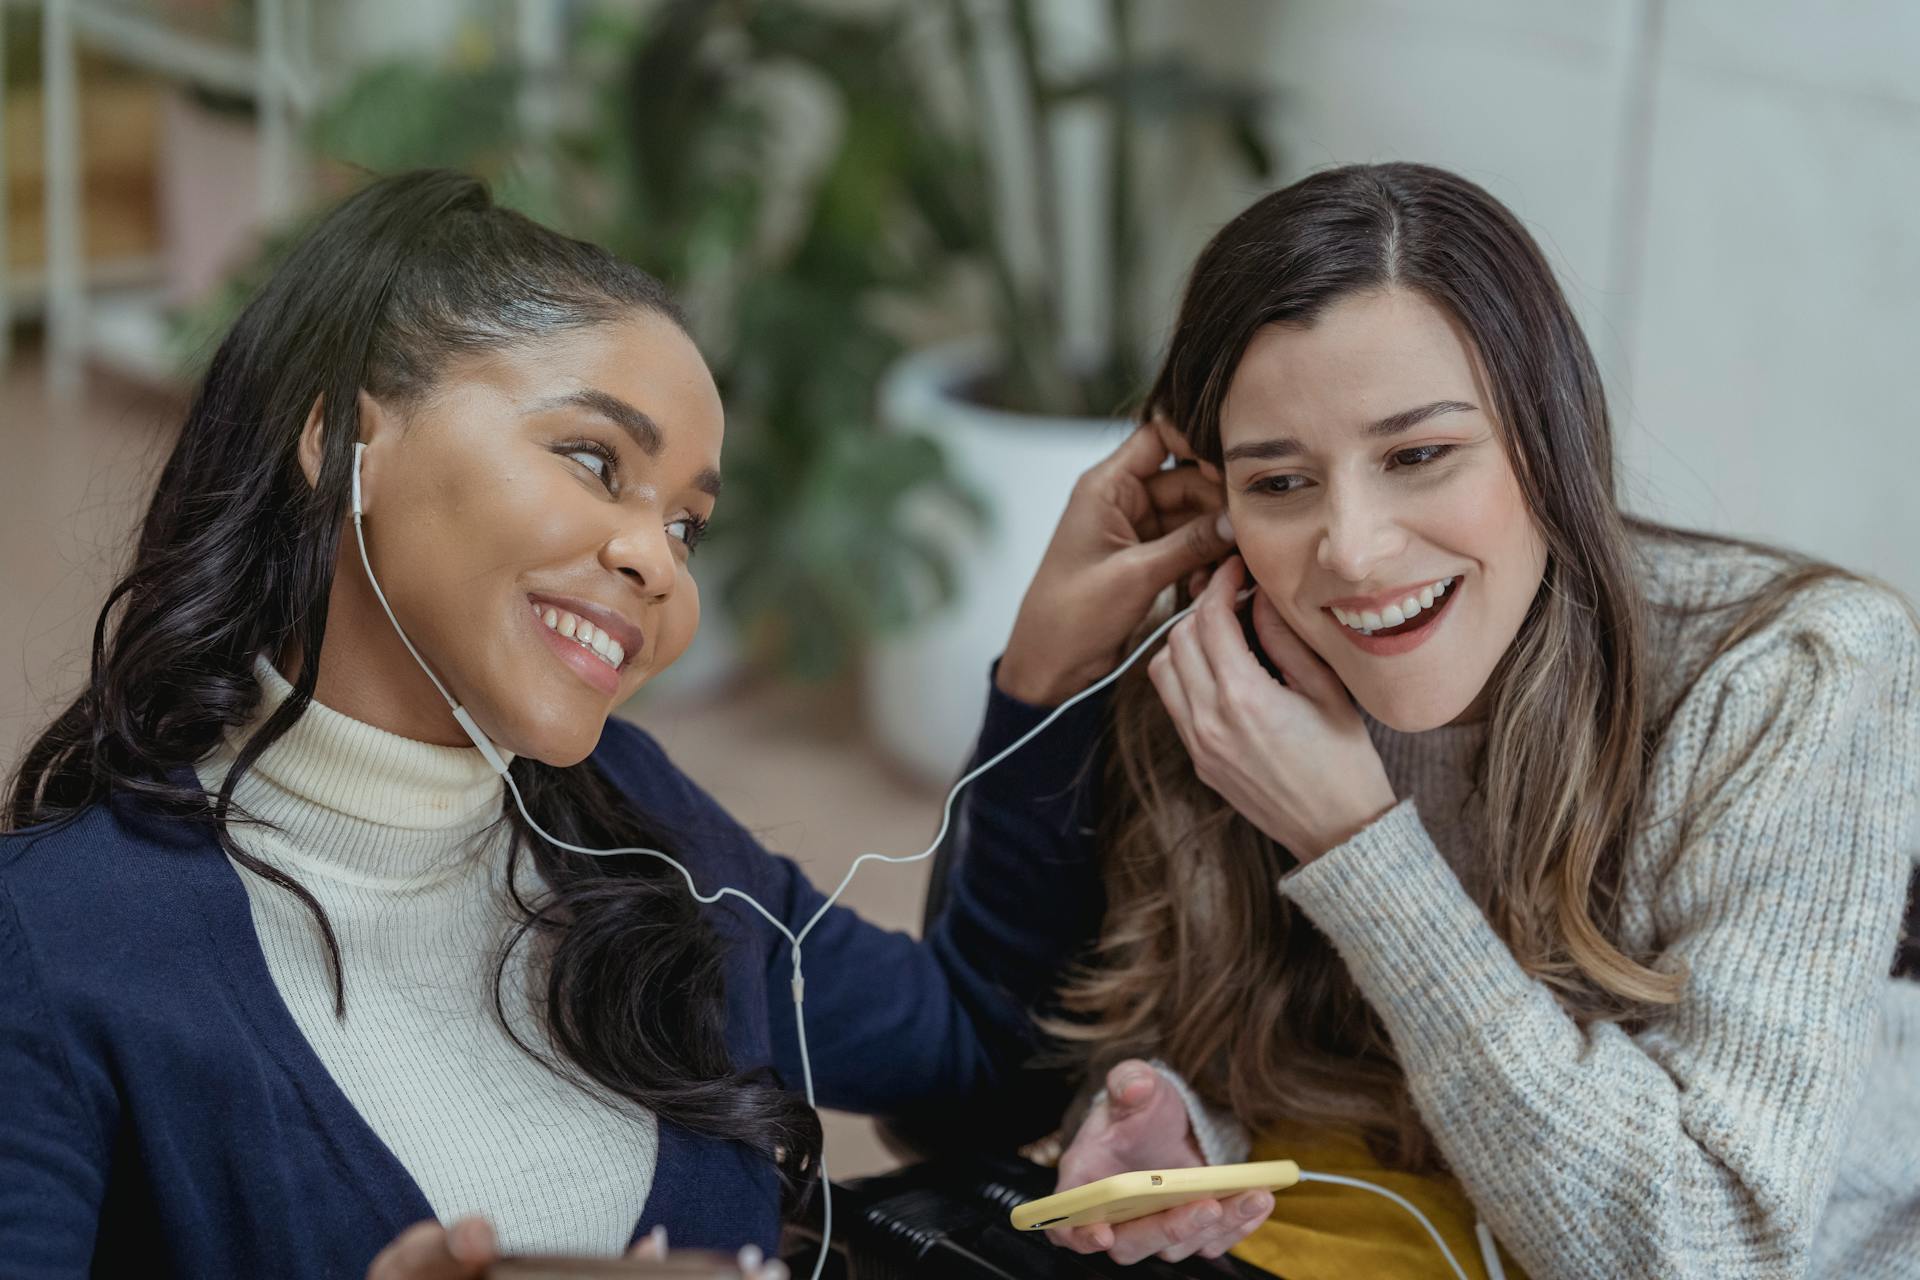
[345,441,1487,1280]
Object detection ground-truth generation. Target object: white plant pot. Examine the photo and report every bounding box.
[865,339,1129,784]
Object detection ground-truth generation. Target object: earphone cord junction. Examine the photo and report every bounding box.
[347,442,1491,1280]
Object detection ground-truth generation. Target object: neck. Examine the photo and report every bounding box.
[197,653,513,883]
[277,559,477,749]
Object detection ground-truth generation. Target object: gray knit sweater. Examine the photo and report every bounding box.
[1260,533,1920,1278]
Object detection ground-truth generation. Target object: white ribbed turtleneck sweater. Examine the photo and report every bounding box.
[194,655,657,1255]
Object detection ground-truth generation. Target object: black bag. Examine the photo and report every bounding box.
[784,1153,1278,1280]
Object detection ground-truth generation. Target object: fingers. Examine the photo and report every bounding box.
[1148,645,1193,741]
[1166,1190,1276,1263]
[737,1243,789,1280]
[1105,1199,1227,1267]
[1140,464,1224,526]
[1103,420,1183,483]
[630,1231,788,1280]
[1127,508,1237,598]
[1050,1191,1275,1265]
[1095,423,1215,538]
[1250,589,1344,705]
[367,1217,495,1280]
[1165,610,1220,717]
[1132,464,1222,542]
[1052,1221,1117,1254]
[444,1219,496,1269]
[1149,416,1222,483]
[368,1221,446,1280]
[1191,558,1280,690]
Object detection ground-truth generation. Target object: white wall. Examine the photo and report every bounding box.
[1162,0,1920,602]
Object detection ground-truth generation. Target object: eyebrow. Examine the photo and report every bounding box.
[530,387,722,497]
[1222,399,1478,465]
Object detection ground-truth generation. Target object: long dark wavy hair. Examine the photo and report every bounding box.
[4,169,821,1192]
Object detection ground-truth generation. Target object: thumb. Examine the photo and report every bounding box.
[1250,589,1343,704]
[445,1217,497,1269]
[1102,1060,1207,1169]
[1103,1059,1165,1122]
[1127,509,1236,587]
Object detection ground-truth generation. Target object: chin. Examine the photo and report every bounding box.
[1351,688,1477,734]
[518,728,606,770]
[491,698,613,769]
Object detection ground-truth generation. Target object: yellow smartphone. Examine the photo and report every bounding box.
[1009,1159,1299,1232]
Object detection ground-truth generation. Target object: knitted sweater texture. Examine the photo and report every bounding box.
[1272,533,1920,1278]
[193,656,658,1255]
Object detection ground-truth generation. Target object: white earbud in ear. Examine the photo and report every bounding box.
[351,442,368,519]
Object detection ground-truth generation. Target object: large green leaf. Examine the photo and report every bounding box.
[309,60,520,176]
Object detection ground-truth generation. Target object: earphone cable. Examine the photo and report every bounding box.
[349,445,1474,1280]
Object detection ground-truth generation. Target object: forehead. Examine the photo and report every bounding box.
[455,312,725,456]
[1221,289,1483,441]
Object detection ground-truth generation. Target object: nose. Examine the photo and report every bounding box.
[600,515,677,600]
[1315,485,1407,582]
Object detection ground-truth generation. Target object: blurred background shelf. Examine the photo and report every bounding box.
[1,0,312,389]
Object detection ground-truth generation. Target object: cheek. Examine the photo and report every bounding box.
[1395,455,1530,574]
[446,460,611,591]
[1229,520,1312,613]
[490,466,599,554]
[1435,465,1546,658]
[1455,462,1544,579]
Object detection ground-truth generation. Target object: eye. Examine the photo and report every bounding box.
[666,513,710,553]
[560,441,619,491]
[1390,444,1457,470]
[1246,473,1310,498]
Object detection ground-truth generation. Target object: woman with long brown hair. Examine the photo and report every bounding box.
[992,162,1920,1278]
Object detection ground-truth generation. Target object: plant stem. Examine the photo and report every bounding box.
[946,0,1048,407]
[1007,0,1077,412]
[1105,0,1140,414]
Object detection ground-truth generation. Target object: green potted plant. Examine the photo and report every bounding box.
[173,0,989,693]
[168,0,1273,746]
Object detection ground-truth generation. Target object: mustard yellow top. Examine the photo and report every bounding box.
[1229,1130,1526,1280]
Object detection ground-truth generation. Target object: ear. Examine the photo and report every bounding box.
[296,389,396,494]
[295,395,327,490]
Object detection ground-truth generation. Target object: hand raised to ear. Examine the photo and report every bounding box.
[1149,558,1397,865]
[1000,420,1234,708]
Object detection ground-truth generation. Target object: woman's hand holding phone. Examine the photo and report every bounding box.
[364,1217,785,1280]
[1046,1060,1274,1266]
[999,419,1235,708]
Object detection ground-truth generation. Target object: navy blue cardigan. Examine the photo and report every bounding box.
[0,681,1108,1278]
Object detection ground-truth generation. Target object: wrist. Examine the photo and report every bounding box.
[995,651,1102,708]
[1297,790,1399,865]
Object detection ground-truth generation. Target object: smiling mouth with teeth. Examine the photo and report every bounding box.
[1330,576,1458,637]
[533,602,626,670]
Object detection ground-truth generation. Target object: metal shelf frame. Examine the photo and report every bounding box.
[5,0,570,391]
[1,0,315,390]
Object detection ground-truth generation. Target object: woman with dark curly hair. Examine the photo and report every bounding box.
[0,169,1240,1279]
